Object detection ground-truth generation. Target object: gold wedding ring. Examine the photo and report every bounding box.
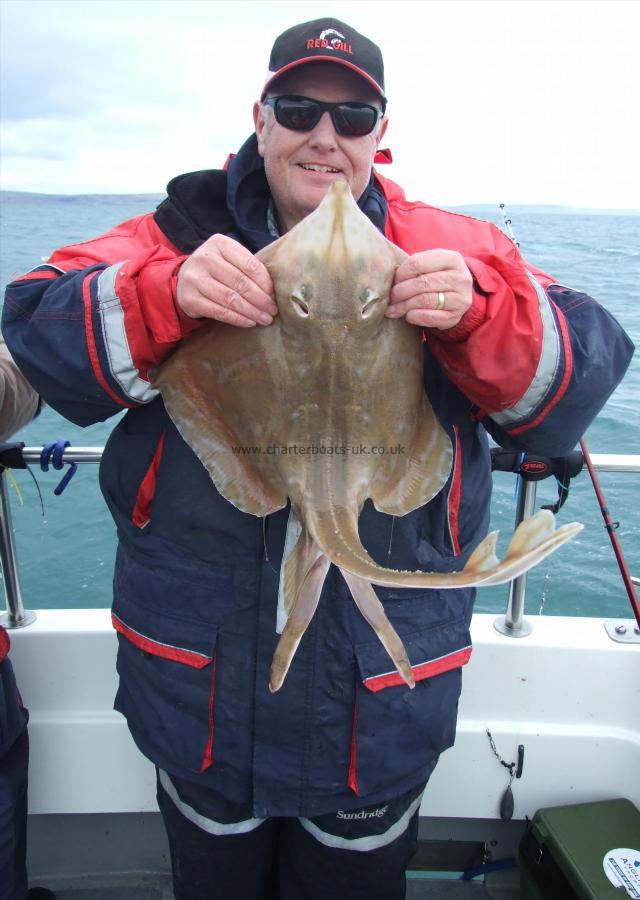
[436,291,446,311]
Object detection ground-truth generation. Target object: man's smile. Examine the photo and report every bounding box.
[298,163,342,174]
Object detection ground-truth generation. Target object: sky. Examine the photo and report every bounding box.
[1,0,639,209]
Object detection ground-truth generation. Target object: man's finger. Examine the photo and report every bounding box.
[186,254,277,318]
[183,289,261,327]
[387,294,460,319]
[393,249,464,284]
[405,308,455,329]
[390,274,459,307]
[216,235,275,298]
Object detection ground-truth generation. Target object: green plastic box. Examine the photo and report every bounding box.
[519,798,640,899]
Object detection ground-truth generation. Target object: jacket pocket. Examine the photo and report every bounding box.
[446,424,463,556]
[112,599,218,775]
[347,617,471,796]
[131,431,165,528]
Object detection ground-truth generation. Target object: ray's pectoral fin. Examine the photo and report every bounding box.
[371,395,454,516]
[339,569,415,690]
[152,328,287,517]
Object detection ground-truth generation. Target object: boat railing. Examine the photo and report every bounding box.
[1,446,639,638]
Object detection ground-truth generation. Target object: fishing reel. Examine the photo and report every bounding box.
[490,447,584,513]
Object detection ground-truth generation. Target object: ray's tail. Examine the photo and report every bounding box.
[308,507,583,589]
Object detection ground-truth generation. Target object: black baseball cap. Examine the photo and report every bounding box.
[261,18,386,104]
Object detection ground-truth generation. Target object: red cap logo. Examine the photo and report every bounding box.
[306,27,353,55]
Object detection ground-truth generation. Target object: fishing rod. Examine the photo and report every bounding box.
[499,203,639,628]
[579,437,640,628]
[499,203,520,247]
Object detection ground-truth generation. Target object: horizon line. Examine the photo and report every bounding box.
[1,188,639,215]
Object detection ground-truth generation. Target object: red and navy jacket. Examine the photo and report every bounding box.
[2,135,633,817]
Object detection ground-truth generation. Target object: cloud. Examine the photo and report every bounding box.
[1,2,197,122]
[1,0,639,207]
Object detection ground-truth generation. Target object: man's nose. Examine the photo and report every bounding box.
[308,111,338,149]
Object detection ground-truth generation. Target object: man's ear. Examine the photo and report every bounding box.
[376,116,389,148]
[254,101,266,158]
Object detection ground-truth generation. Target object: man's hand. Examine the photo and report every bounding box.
[386,249,473,330]
[176,234,278,327]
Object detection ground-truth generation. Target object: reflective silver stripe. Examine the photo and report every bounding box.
[364,644,473,684]
[298,792,423,852]
[112,614,212,664]
[490,273,561,427]
[96,263,158,404]
[276,509,303,634]
[158,770,266,835]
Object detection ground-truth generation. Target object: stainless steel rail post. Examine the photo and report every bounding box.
[0,473,36,628]
[494,476,536,638]
[0,446,103,629]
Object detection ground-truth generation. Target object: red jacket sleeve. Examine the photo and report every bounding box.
[47,213,200,377]
[2,213,202,425]
[377,172,634,455]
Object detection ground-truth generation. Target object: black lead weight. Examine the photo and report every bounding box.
[500,784,514,821]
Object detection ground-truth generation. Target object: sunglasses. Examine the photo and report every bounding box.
[263,95,384,137]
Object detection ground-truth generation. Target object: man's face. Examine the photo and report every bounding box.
[254,64,388,232]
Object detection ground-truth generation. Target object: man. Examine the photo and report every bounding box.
[0,340,40,444]
[2,18,633,900]
[0,340,55,900]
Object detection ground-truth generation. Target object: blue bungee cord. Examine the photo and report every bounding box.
[40,440,78,495]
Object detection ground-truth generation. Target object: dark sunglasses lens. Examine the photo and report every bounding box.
[275,98,321,131]
[332,104,378,136]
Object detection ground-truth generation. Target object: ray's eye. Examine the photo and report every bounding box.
[289,285,309,318]
[361,289,381,318]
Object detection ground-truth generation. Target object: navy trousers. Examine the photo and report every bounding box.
[0,728,28,900]
[157,769,430,900]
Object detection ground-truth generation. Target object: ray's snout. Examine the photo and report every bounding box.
[317,178,363,233]
[306,179,380,254]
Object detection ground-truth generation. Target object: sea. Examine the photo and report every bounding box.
[0,191,638,620]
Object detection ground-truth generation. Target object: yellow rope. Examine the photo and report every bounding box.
[0,466,24,506]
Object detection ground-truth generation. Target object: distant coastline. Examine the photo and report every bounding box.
[455,203,640,217]
[1,190,165,202]
[1,190,638,217]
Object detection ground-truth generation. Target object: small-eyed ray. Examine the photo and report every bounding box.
[153,181,582,692]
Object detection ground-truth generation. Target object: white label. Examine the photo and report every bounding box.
[603,848,640,898]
